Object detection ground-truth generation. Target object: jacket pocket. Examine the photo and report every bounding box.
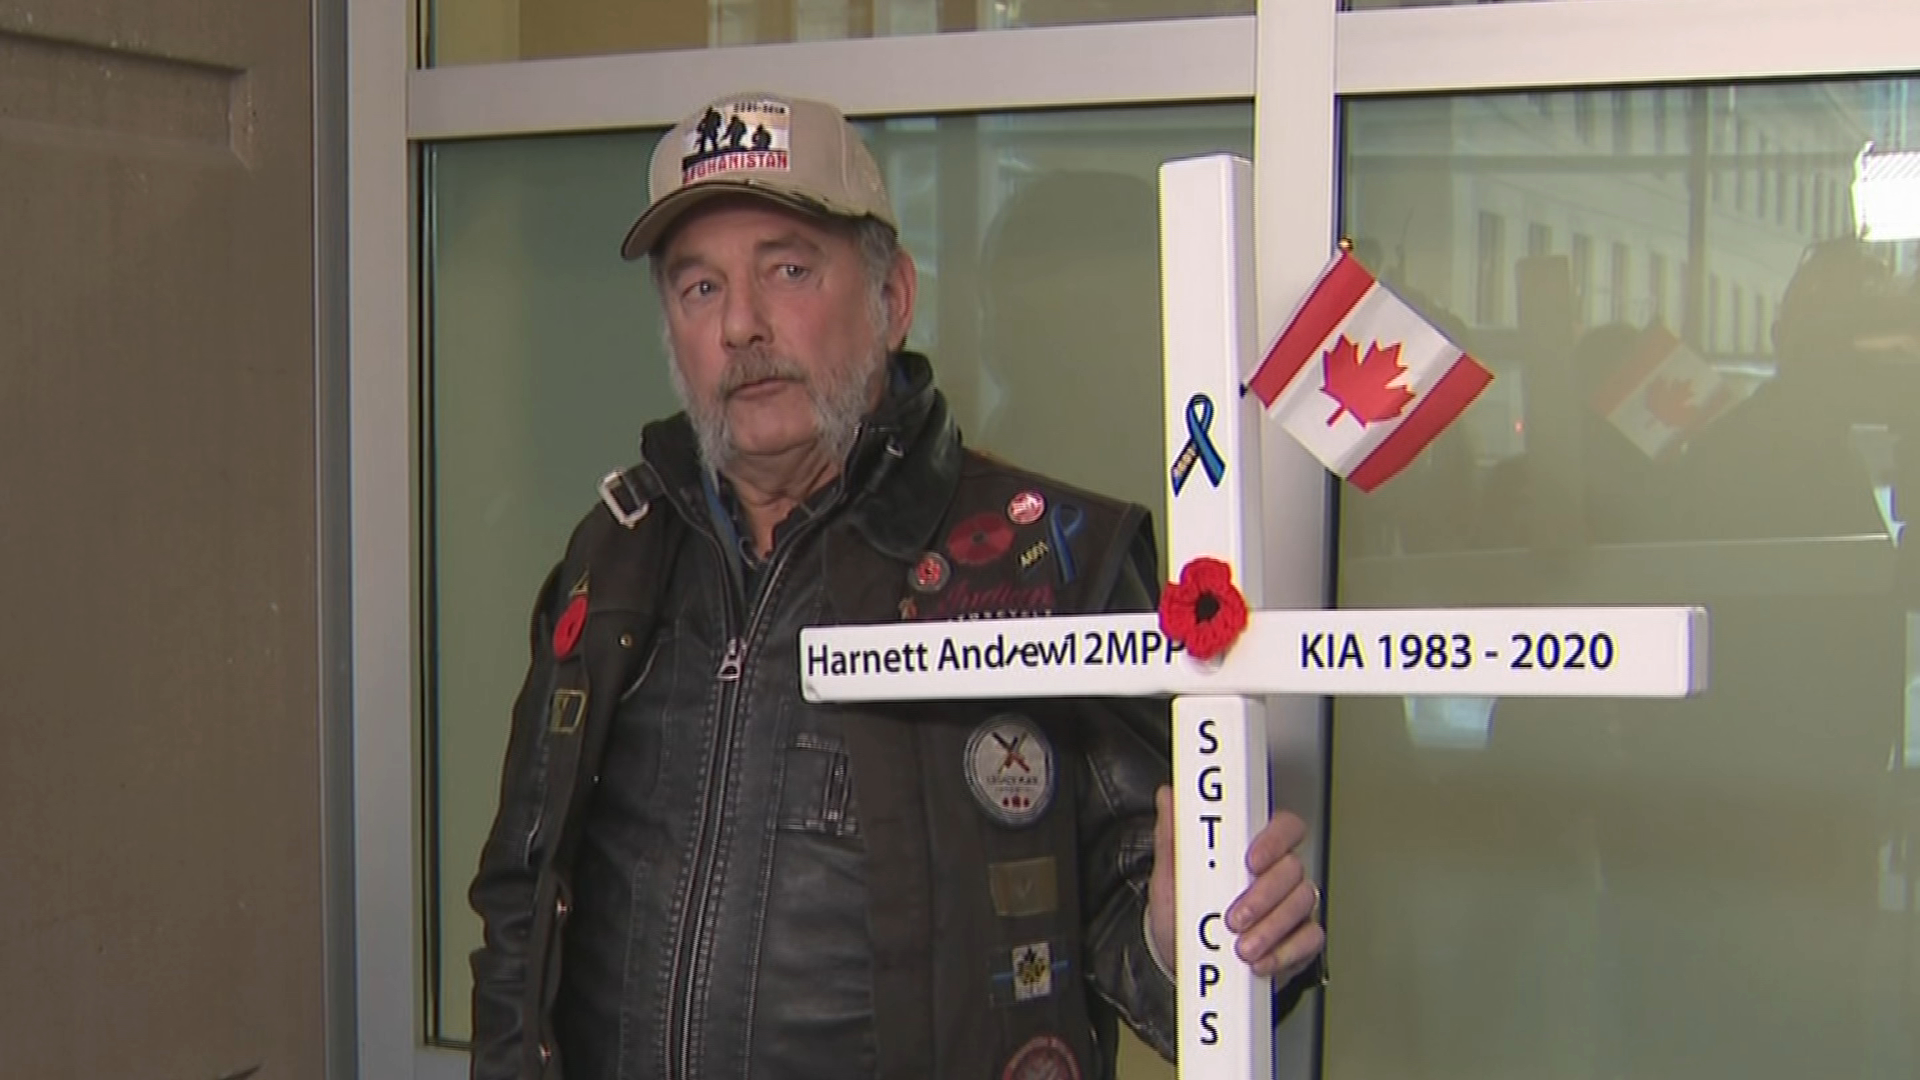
[617,629,668,703]
[775,729,860,838]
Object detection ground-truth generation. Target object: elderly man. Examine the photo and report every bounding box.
[468,91,1325,1080]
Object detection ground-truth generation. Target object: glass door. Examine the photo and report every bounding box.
[1296,3,1920,1077]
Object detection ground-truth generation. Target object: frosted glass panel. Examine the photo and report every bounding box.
[1328,79,1920,1080]
[430,0,1250,66]
[422,106,1253,1079]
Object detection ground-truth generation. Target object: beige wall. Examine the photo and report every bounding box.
[0,0,329,1076]
[431,0,712,62]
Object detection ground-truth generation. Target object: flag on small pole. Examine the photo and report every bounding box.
[1246,248,1494,492]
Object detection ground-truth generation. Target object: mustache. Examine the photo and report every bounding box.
[720,351,809,396]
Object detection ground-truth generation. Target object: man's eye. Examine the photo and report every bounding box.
[684,281,715,298]
[777,264,809,280]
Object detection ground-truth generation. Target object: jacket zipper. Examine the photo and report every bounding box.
[660,468,846,1080]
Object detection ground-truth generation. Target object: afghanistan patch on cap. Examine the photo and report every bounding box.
[680,97,792,183]
[965,715,1055,827]
[621,90,899,260]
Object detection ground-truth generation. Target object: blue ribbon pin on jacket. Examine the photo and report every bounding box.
[1048,504,1084,585]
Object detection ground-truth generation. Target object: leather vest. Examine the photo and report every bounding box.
[470,359,1174,1080]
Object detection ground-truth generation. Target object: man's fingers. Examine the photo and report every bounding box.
[1233,878,1322,972]
[1244,811,1308,875]
[1154,785,1174,860]
[1252,920,1327,980]
[1224,854,1305,934]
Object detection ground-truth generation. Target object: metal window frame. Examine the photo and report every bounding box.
[343,0,1920,1076]
[409,16,1260,139]
[348,0,423,1076]
[1337,0,1920,96]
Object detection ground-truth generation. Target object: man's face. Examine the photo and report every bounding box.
[656,197,907,474]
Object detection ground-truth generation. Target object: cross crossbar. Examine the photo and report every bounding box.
[799,606,1707,703]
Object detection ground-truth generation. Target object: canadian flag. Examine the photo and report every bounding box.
[1247,250,1494,492]
[1591,325,1734,459]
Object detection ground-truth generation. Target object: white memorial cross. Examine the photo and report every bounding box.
[800,155,1709,1079]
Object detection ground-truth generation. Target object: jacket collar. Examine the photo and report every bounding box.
[638,351,960,562]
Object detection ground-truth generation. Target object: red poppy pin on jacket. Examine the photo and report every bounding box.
[554,593,589,659]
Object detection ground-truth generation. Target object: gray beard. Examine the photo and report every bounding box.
[667,340,888,478]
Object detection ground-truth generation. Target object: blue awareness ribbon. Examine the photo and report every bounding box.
[1169,393,1227,495]
[1049,504,1085,585]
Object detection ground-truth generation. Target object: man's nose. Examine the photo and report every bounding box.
[721,280,771,350]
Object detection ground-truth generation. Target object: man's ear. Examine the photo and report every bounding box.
[883,248,919,351]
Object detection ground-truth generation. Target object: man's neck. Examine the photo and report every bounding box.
[720,444,842,557]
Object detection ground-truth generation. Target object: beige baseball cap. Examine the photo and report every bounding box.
[620,91,898,261]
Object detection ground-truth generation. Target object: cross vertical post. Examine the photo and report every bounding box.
[1159,154,1275,1080]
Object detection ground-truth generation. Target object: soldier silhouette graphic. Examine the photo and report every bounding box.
[693,108,723,155]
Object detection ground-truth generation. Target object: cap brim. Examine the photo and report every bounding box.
[620,181,858,261]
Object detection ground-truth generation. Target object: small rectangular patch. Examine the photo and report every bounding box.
[1012,942,1053,1001]
[548,688,587,734]
[988,856,1058,918]
[991,940,1068,1007]
[1018,540,1051,574]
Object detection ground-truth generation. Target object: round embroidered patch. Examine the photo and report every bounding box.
[1008,490,1047,526]
[948,511,1015,566]
[911,551,950,593]
[965,716,1055,827]
[1001,1034,1080,1080]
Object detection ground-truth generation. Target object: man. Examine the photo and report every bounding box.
[468,90,1325,1080]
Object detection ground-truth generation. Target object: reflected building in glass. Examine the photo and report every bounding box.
[1341,82,1919,554]
[1328,77,1920,1080]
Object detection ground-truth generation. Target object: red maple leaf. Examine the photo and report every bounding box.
[1322,337,1415,427]
[1643,376,1701,428]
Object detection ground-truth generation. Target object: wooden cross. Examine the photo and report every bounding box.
[800,155,1709,1079]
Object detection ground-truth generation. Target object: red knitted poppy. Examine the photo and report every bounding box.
[1157,556,1249,661]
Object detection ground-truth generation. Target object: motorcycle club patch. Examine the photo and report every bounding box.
[1001,1034,1081,1080]
[965,716,1054,827]
[680,97,791,182]
[915,579,1055,621]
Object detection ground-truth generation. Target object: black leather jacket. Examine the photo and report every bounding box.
[469,353,1178,1080]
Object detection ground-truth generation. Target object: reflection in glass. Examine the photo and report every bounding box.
[429,0,1249,65]
[1329,80,1920,1080]
[419,107,1252,1074]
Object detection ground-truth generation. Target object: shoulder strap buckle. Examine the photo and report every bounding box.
[598,467,653,529]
